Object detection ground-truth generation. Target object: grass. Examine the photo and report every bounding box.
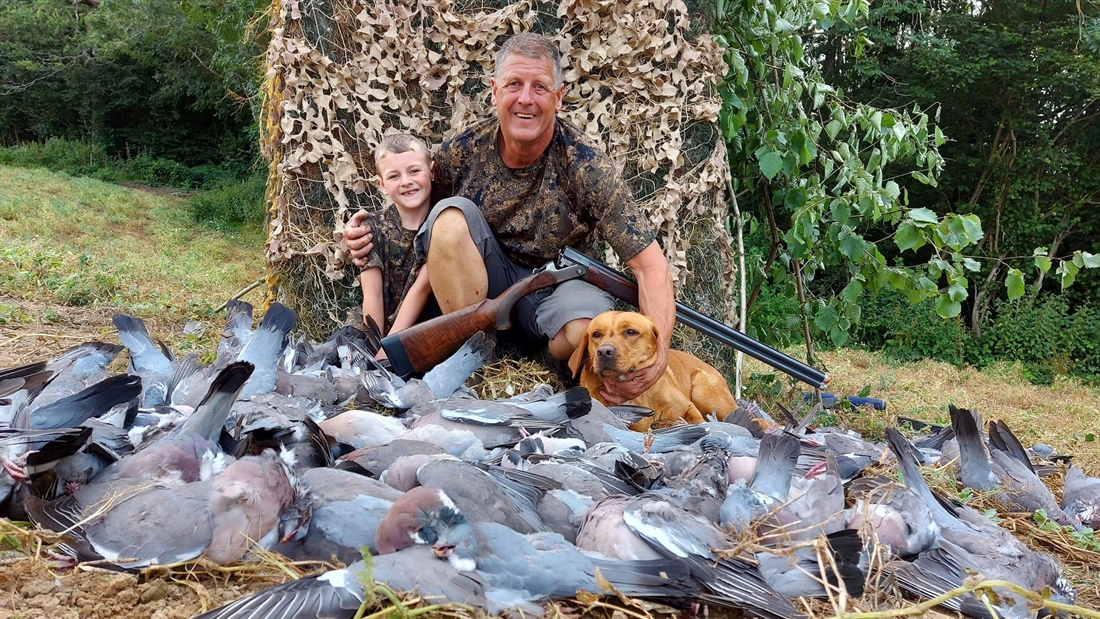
[0,164,265,365]
[738,347,1100,473]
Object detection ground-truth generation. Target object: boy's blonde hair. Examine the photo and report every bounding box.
[374,132,432,173]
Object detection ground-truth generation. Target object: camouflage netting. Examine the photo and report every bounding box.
[262,0,735,341]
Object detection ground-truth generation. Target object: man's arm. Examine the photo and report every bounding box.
[343,210,374,267]
[599,240,675,403]
[389,266,431,334]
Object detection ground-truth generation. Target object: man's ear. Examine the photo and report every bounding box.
[567,330,591,379]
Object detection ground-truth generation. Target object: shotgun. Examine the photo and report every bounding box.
[380,262,588,376]
[557,247,829,389]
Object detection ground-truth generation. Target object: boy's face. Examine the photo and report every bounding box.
[377,150,432,211]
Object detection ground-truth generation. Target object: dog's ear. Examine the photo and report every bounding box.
[567,328,592,379]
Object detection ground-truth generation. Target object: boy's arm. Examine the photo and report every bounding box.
[388,266,431,334]
[360,267,385,334]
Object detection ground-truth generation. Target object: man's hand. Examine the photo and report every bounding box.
[342,210,374,267]
[599,342,668,404]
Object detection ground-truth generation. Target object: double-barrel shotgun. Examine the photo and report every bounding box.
[380,247,829,390]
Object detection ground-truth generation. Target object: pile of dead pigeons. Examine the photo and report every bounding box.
[1,301,1097,619]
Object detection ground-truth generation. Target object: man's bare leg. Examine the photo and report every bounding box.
[427,207,489,313]
[548,317,590,361]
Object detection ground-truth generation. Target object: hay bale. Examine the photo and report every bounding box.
[261,0,734,343]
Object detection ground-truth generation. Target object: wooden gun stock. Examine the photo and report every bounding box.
[381,263,588,376]
[558,247,829,389]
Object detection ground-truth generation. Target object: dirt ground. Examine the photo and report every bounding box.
[0,556,284,619]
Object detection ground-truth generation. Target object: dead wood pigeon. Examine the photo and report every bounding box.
[318,408,408,451]
[884,426,1077,618]
[563,400,707,453]
[236,302,297,399]
[272,466,402,564]
[950,405,1072,525]
[112,313,176,407]
[653,435,731,522]
[93,362,252,484]
[190,545,489,619]
[361,331,494,409]
[1062,466,1100,529]
[212,299,254,371]
[29,448,307,569]
[406,385,590,450]
[576,493,806,619]
[417,459,553,533]
[374,486,695,616]
[337,439,446,477]
[844,475,937,558]
[25,342,123,411]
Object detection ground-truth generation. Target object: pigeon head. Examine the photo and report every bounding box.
[277,489,314,544]
[375,486,477,572]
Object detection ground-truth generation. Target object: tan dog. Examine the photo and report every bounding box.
[568,311,738,432]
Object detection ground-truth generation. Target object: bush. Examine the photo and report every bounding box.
[0,138,110,175]
[978,295,1100,385]
[0,139,257,191]
[187,169,267,227]
[854,288,971,365]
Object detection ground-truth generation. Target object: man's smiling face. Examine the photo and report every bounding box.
[491,53,563,156]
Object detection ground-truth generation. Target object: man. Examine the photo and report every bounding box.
[344,32,674,403]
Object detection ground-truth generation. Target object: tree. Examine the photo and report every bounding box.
[820,0,1100,336]
[711,0,984,360]
[0,0,270,169]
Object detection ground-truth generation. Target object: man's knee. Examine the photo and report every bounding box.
[548,318,590,361]
[429,207,473,250]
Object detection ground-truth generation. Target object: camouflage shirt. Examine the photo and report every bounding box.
[432,117,655,268]
[361,206,423,332]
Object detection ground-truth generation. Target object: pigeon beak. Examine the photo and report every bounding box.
[432,543,454,559]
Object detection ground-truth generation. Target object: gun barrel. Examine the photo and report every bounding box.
[559,247,828,389]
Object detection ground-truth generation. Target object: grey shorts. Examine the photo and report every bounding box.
[414,197,613,340]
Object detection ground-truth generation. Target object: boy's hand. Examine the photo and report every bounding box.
[343,210,374,267]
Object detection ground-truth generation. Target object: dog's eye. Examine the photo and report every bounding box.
[624,328,639,337]
[591,331,602,339]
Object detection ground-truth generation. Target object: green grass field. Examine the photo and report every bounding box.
[0,164,265,363]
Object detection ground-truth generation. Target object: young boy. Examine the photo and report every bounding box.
[358,133,436,337]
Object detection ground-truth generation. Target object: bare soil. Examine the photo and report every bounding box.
[0,556,284,619]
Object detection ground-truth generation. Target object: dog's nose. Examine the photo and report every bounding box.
[596,344,616,360]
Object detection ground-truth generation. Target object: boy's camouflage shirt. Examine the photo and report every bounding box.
[361,206,422,331]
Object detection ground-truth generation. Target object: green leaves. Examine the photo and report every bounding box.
[909,208,939,226]
[757,150,784,180]
[712,0,999,350]
[1005,269,1025,300]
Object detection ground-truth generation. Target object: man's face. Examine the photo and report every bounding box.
[491,54,563,150]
